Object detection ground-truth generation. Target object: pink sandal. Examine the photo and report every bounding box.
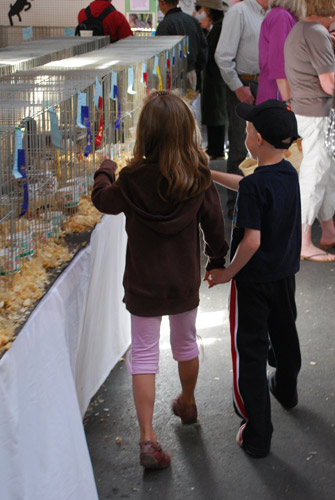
[171,396,198,424]
[139,440,171,469]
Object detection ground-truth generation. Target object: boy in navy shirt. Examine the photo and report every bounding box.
[207,100,302,457]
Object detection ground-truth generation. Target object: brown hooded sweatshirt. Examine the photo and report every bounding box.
[92,159,229,317]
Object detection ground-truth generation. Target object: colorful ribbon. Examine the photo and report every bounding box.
[48,108,64,150]
[81,106,92,157]
[77,93,87,128]
[114,85,121,130]
[127,67,136,95]
[167,59,171,91]
[13,128,23,179]
[18,149,29,217]
[95,96,104,147]
[94,76,103,108]
[156,65,163,91]
[143,72,149,95]
[184,39,189,57]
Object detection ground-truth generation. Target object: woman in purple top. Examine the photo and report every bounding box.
[256,0,306,104]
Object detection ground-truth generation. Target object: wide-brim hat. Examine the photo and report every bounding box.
[196,0,225,11]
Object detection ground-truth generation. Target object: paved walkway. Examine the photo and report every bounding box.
[84,160,335,500]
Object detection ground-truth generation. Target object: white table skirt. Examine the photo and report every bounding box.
[0,214,131,500]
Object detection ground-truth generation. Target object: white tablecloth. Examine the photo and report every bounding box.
[0,214,131,500]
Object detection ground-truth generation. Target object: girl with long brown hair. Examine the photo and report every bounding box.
[92,90,228,469]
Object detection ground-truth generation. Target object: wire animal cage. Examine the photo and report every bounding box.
[0,36,188,295]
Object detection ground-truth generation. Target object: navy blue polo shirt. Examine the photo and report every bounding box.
[231,159,301,283]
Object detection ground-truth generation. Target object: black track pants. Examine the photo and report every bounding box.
[229,276,301,454]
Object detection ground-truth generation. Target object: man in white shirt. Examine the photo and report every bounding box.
[215,0,269,216]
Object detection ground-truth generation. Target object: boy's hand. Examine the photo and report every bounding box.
[204,268,232,287]
[204,228,260,288]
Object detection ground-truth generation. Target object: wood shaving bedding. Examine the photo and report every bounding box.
[0,178,126,357]
[63,196,102,234]
[0,233,74,356]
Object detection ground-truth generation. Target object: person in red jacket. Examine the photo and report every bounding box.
[78,0,133,42]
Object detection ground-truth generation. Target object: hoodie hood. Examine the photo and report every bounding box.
[118,164,205,235]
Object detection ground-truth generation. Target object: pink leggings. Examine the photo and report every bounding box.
[130,308,199,374]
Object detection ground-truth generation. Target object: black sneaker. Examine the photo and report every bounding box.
[268,371,298,410]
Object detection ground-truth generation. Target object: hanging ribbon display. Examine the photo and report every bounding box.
[143,72,149,95]
[94,76,103,109]
[48,108,64,150]
[166,58,172,91]
[48,107,64,177]
[179,43,184,80]
[127,67,136,95]
[184,38,189,58]
[141,63,149,95]
[95,96,104,147]
[113,85,121,130]
[77,93,87,128]
[153,56,162,89]
[18,149,29,217]
[22,26,33,41]
[156,65,163,90]
[13,128,23,179]
[111,72,117,98]
[153,56,158,76]
[81,106,92,157]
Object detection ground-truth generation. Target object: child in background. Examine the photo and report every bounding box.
[207,100,302,457]
[92,91,228,469]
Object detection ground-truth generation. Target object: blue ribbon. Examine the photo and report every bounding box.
[111,72,117,99]
[77,93,87,128]
[13,128,23,179]
[114,85,121,130]
[18,149,29,216]
[81,106,92,157]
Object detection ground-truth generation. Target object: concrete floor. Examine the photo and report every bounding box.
[84,159,335,500]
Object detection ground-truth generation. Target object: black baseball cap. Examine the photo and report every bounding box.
[236,99,299,150]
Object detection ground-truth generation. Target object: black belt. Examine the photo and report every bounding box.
[238,73,259,83]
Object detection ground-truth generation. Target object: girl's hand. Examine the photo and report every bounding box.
[204,268,232,287]
[100,158,118,172]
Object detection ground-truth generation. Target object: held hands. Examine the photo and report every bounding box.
[204,268,232,288]
[235,86,254,104]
